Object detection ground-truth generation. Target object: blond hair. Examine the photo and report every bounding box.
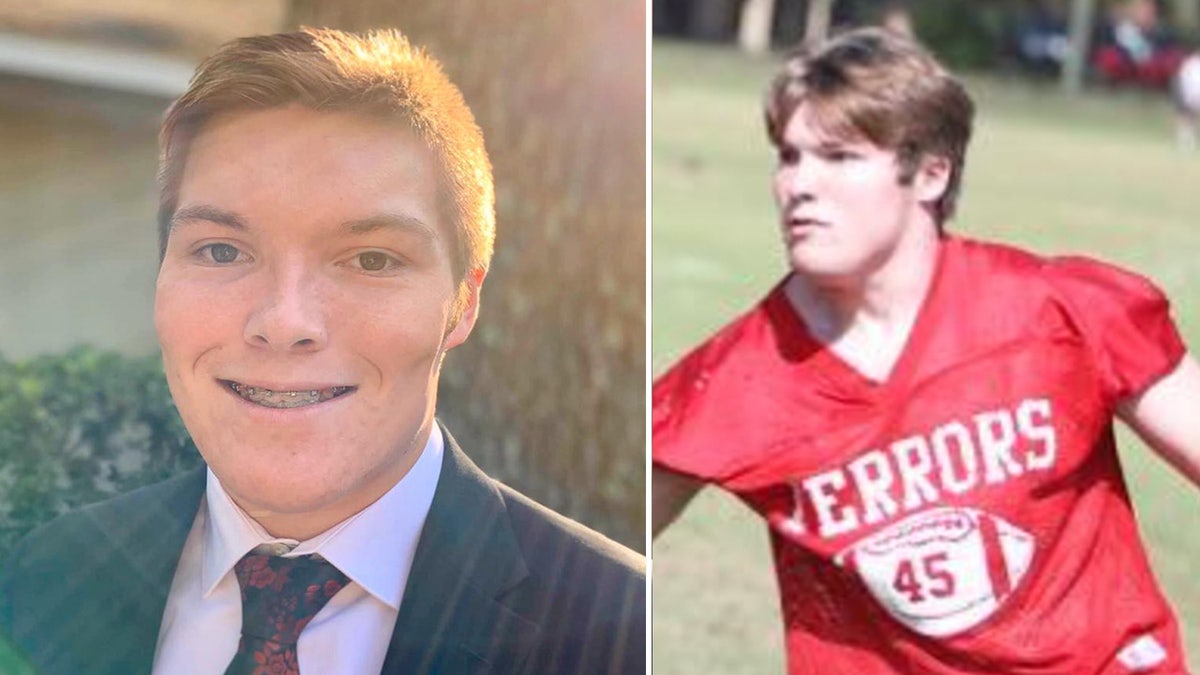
[765,28,974,224]
[158,27,494,279]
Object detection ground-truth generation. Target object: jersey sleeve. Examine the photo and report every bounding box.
[1046,256,1186,403]
[652,344,733,484]
[652,297,776,485]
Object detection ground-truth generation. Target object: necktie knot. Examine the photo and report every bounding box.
[226,553,349,675]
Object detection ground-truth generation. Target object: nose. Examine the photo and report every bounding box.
[776,157,818,205]
[243,265,328,353]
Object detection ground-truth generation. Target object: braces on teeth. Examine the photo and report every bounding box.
[228,382,351,408]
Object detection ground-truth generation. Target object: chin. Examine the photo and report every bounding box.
[202,438,345,503]
[788,250,861,281]
[222,465,346,514]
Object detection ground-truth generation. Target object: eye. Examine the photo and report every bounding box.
[351,250,401,273]
[197,243,245,264]
[778,147,800,165]
[822,147,861,162]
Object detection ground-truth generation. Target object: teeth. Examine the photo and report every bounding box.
[227,382,352,409]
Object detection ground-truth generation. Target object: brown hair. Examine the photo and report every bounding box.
[764,27,974,224]
[158,27,494,280]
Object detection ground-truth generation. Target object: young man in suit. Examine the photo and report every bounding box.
[1,28,644,675]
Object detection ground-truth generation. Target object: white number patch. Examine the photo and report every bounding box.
[834,507,1034,637]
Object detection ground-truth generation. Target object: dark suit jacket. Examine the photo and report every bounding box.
[0,427,645,674]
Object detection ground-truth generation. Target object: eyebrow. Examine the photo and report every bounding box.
[340,213,436,242]
[169,206,436,242]
[170,205,248,231]
[815,140,854,151]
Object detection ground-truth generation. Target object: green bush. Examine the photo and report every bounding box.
[911,0,1009,70]
[0,347,199,559]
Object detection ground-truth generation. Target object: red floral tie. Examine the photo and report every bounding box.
[224,553,350,675]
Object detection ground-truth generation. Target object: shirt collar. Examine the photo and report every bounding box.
[201,426,444,609]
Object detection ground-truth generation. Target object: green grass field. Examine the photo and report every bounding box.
[652,40,1200,674]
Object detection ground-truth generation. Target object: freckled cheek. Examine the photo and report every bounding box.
[153,293,215,430]
[357,313,448,367]
[154,280,250,377]
[160,285,234,334]
[334,292,453,363]
[770,171,790,202]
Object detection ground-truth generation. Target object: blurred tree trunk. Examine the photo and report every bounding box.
[805,0,835,43]
[287,0,645,551]
[1063,0,1097,95]
[739,0,777,53]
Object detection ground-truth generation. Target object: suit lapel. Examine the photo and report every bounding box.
[87,466,206,674]
[381,427,539,674]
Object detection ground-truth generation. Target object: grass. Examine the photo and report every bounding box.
[652,40,1200,674]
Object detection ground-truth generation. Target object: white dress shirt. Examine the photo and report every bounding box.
[152,427,443,675]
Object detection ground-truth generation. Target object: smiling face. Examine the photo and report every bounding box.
[155,105,479,537]
[771,105,948,283]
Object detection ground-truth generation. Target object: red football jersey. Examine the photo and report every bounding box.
[654,237,1189,674]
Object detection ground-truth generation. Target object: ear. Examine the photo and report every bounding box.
[913,154,952,207]
[443,266,486,351]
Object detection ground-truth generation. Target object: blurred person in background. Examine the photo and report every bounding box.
[1009,0,1071,77]
[0,27,644,675]
[653,26,1200,674]
[1171,47,1200,149]
[1093,0,1188,88]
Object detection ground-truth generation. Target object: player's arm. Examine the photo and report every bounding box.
[1117,352,1200,490]
[652,466,704,538]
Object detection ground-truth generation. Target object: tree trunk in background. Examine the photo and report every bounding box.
[739,0,777,54]
[805,0,835,43]
[1063,0,1097,95]
[288,0,646,551]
